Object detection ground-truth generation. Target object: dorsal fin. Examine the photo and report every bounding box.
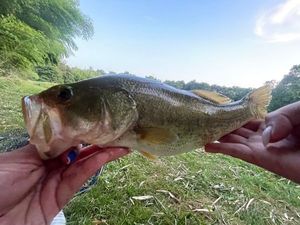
[191,90,232,104]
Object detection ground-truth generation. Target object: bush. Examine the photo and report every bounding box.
[269,65,300,111]
[35,64,105,83]
[36,65,63,83]
[17,69,39,80]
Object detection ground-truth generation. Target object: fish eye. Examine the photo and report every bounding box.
[57,86,73,102]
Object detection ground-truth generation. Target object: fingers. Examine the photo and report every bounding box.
[59,145,125,164]
[277,101,300,126]
[76,145,111,161]
[66,146,130,181]
[205,143,254,163]
[263,102,300,144]
[294,124,300,138]
[262,126,272,146]
[219,133,246,144]
[0,144,42,164]
[232,127,254,138]
[243,119,263,131]
[265,113,292,144]
[57,147,130,208]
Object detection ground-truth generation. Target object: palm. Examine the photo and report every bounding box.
[0,145,129,225]
[205,120,300,184]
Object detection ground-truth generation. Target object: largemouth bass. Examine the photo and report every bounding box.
[22,75,271,159]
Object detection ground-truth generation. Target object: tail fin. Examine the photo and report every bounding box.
[248,85,272,119]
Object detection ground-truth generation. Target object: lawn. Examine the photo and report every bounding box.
[0,77,299,225]
[0,77,53,132]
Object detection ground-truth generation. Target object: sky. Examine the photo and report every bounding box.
[67,0,300,88]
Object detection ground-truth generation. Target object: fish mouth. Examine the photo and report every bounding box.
[22,95,63,159]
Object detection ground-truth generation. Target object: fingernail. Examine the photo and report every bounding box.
[66,149,78,164]
[262,126,272,146]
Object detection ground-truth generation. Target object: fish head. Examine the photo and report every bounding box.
[22,82,138,159]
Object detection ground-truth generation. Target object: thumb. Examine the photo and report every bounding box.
[263,101,300,145]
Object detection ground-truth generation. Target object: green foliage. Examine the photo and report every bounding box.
[164,80,186,89]
[0,15,51,71]
[0,77,53,132]
[0,0,93,55]
[269,65,300,111]
[36,65,63,83]
[68,67,103,82]
[17,69,40,80]
[145,75,160,81]
[57,63,76,83]
[35,63,105,83]
[184,80,210,90]
[0,0,93,76]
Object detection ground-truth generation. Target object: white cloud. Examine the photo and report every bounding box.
[255,0,300,42]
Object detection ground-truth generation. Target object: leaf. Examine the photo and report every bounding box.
[131,195,154,201]
[156,190,180,203]
[192,208,211,213]
[92,219,109,225]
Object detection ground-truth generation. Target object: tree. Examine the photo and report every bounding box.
[184,80,206,90]
[145,75,160,82]
[268,65,300,111]
[0,0,93,72]
[164,80,185,89]
[36,65,63,83]
[0,15,51,72]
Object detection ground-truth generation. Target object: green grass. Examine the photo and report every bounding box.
[1,77,300,225]
[0,77,53,132]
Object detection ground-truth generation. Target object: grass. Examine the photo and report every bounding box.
[0,77,53,132]
[0,77,300,225]
[65,152,300,225]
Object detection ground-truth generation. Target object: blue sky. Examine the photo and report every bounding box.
[67,0,300,87]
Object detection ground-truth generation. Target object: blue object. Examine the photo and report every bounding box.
[67,149,78,163]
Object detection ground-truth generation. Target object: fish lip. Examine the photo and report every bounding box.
[21,96,28,126]
[22,95,42,137]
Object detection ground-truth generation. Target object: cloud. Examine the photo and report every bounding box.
[255,0,300,43]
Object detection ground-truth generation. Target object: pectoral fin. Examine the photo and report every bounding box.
[191,89,231,104]
[135,127,177,145]
[140,150,158,160]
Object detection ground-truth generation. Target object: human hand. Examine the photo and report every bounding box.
[0,144,130,225]
[205,101,300,183]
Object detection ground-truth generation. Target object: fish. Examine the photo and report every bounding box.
[21,75,272,159]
